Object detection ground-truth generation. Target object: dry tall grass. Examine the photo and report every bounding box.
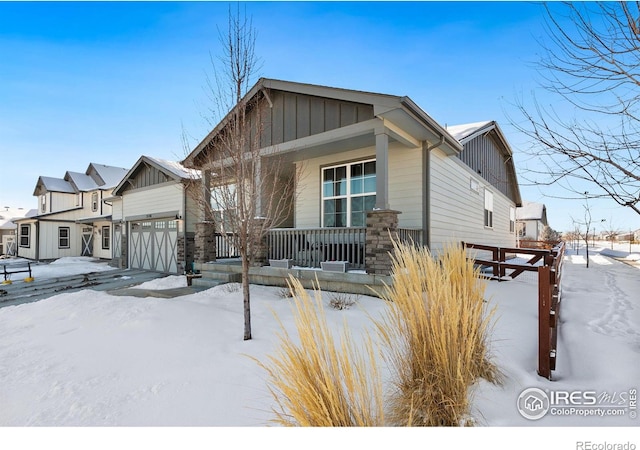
[255,277,385,426]
[374,241,500,426]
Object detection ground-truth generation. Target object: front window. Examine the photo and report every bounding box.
[322,160,376,227]
[40,195,47,214]
[102,226,110,250]
[484,189,494,228]
[19,225,30,247]
[58,227,70,249]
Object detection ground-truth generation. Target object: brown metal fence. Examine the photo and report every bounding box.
[462,241,566,380]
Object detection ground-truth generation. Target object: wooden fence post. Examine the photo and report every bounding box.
[538,265,552,379]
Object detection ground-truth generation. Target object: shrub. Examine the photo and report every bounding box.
[328,292,359,310]
[374,241,500,426]
[254,276,384,426]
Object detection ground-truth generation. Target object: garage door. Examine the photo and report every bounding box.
[129,219,178,273]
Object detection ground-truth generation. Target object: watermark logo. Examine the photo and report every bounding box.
[517,387,637,421]
[517,387,550,420]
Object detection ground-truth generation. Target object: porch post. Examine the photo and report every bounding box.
[195,168,217,264]
[375,129,390,210]
[365,209,401,276]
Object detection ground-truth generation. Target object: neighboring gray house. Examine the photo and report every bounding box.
[516,200,549,241]
[182,78,523,275]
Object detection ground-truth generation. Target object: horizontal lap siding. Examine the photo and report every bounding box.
[122,183,184,220]
[430,148,516,253]
[388,144,423,228]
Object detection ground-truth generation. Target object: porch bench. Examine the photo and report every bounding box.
[2,261,33,282]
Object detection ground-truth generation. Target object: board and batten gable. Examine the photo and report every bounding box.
[430,146,516,252]
[262,90,374,147]
[456,129,519,203]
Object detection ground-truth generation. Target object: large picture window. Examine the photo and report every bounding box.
[322,160,376,227]
[58,227,70,249]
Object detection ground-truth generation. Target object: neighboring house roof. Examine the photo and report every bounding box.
[33,176,76,195]
[517,201,548,224]
[113,155,199,196]
[33,163,128,196]
[65,171,97,191]
[89,163,130,188]
[182,77,464,168]
[0,208,36,229]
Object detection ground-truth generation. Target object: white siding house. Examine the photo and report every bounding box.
[15,163,128,261]
[516,201,549,241]
[111,156,200,274]
[183,79,522,274]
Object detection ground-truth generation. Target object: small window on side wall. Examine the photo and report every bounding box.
[102,226,110,250]
[58,227,70,249]
[91,192,99,212]
[509,207,516,233]
[484,189,494,228]
[19,225,30,248]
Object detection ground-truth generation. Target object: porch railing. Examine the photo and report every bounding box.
[216,233,240,259]
[397,228,423,246]
[267,227,366,270]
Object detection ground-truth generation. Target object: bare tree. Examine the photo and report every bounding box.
[511,2,640,214]
[570,196,604,268]
[185,5,299,340]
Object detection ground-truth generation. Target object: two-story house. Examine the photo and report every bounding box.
[15,163,128,261]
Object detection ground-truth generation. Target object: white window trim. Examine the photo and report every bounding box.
[321,159,376,228]
[484,189,494,229]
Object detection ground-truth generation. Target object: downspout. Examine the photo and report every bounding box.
[183,182,189,274]
[422,136,445,250]
[35,221,40,261]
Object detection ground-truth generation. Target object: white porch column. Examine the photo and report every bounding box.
[375,129,390,210]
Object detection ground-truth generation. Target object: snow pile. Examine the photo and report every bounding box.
[0,246,638,447]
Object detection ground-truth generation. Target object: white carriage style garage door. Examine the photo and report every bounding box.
[129,219,178,273]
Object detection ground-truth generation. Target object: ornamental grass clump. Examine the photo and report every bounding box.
[255,277,384,426]
[375,241,500,426]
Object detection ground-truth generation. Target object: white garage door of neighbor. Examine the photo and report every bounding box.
[129,219,179,273]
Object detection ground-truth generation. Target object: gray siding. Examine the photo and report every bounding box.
[252,90,374,148]
[457,133,518,203]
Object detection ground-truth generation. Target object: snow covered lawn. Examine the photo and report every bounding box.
[1,246,638,448]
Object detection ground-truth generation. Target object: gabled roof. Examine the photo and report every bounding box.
[446,121,494,144]
[64,171,97,192]
[33,163,128,196]
[447,120,522,206]
[183,77,463,167]
[146,156,200,180]
[113,155,199,196]
[516,201,548,222]
[88,163,129,188]
[33,176,76,196]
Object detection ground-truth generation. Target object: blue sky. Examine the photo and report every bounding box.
[1,1,638,233]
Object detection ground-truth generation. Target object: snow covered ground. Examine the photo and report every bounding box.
[1,246,638,449]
